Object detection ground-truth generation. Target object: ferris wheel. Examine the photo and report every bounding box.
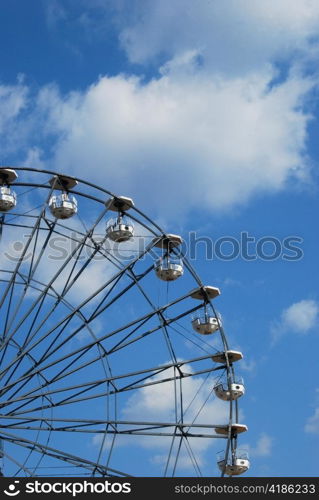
[0,167,249,477]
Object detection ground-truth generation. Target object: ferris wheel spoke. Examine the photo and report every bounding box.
[164,433,177,477]
[45,215,150,277]
[0,305,150,393]
[103,427,117,476]
[0,182,58,314]
[108,303,202,355]
[0,220,58,369]
[171,436,183,477]
[88,264,153,322]
[2,353,218,410]
[4,364,221,417]
[3,344,97,407]
[1,221,164,377]
[0,417,229,437]
[0,288,201,395]
[56,232,110,299]
[21,220,117,269]
[114,265,189,379]
[160,323,179,366]
[1,447,34,476]
[184,437,203,477]
[1,341,106,401]
[2,355,219,402]
[0,281,16,368]
[0,242,158,381]
[1,427,225,439]
[6,367,217,418]
[1,303,103,396]
[50,217,157,289]
[167,323,215,356]
[1,339,52,399]
[0,303,205,418]
[0,429,131,477]
[83,236,160,324]
[0,336,53,416]
[0,201,114,360]
[104,314,157,356]
[0,298,90,390]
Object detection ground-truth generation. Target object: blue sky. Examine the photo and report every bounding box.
[0,0,319,477]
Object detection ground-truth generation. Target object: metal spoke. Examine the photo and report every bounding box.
[1,448,34,476]
[4,365,221,417]
[0,429,131,477]
[0,201,114,361]
[0,296,202,396]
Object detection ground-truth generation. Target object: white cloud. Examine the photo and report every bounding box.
[282,300,319,332]
[305,408,319,434]
[23,67,312,220]
[305,390,319,435]
[0,83,26,128]
[116,0,319,73]
[222,278,242,288]
[1,2,318,223]
[46,0,67,29]
[243,433,273,458]
[271,299,319,343]
[240,359,257,373]
[0,80,29,155]
[251,433,273,457]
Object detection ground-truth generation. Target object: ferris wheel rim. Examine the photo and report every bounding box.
[0,166,244,477]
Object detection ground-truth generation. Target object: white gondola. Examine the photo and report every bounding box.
[191,307,221,335]
[49,193,78,219]
[48,175,78,219]
[0,168,18,212]
[155,257,184,281]
[217,450,250,476]
[0,186,17,212]
[214,378,245,401]
[153,234,184,281]
[192,316,219,334]
[105,196,134,243]
[106,216,134,242]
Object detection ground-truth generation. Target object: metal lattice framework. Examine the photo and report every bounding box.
[0,167,246,477]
